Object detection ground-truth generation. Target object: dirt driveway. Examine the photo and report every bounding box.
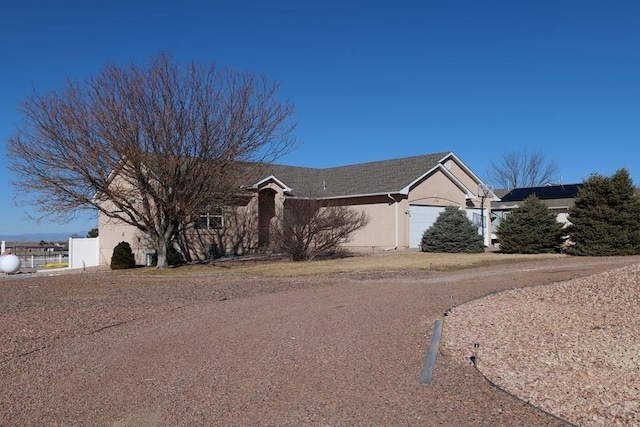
[2,255,639,426]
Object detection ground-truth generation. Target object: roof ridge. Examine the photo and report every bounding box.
[322,151,451,171]
[273,151,451,171]
[253,151,456,199]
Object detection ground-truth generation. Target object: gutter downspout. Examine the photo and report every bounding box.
[387,194,399,249]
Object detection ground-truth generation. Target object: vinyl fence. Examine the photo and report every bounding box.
[20,253,70,269]
[68,237,100,269]
[1,237,100,271]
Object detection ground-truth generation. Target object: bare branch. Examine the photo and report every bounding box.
[8,52,298,267]
[486,148,559,189]
[273,199,369,261]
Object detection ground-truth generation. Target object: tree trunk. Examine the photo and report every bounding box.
[155,226,174,268]
[156,237,168,268]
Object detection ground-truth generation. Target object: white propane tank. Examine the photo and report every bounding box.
[0,254,21,274]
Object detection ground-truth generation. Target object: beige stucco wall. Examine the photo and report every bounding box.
[342,167,481,251]
[408,169,469,207]
[338,195,403,250]
[99,194,264,266]
[98,155,487,260]
[445,157,478,196]
[98,183,285,265]
[96,171,158,266]
[99,211,152,266]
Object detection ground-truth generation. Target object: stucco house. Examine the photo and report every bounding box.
[98,151,496,265]
[491,184,582,231]
[490,183,640,246]
[489,183,584,245]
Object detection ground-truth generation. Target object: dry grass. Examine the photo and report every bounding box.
[120,250,566,277]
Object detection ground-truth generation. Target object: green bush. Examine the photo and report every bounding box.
[567,168,640,256]
[150,245,183,267]
[110,241,136,269]
[421,206,484,253]
[496,195,565,254]
[168,245,182,265]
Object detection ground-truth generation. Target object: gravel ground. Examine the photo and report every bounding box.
[1,255,639,426]
[443,263,640,427]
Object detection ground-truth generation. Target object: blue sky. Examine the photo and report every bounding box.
[1,0,639,237]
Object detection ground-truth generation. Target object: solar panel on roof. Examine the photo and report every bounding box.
[499,184,582,202]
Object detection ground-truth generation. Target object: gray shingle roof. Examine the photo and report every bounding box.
[253,152,452,198]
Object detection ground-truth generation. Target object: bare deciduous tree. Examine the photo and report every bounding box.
[274,199,369,261]
[7,52,297,267]
[485,148,559,189]
[177,200,259,262]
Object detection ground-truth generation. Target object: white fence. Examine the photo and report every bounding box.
[1,237,100,272]
[20,254,70,269]
[69,237,100,269]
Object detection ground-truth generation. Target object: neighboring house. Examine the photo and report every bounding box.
[490,184,583,243]
[490,184,640,245]
[98,151,494,265]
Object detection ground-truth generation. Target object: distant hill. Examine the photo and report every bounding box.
[0,231,88,243]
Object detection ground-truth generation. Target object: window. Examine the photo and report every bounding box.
[196,207,223,230]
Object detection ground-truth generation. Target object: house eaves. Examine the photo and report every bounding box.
[399,152,498,200]
[492,204,521,210]
[540,198,576,209]
[440,152,486,186]
[311,152,450,198]
[401,163,476,199]
[302,191,408,201]
[247,151,485,200]
[438,153,500,200]
[243,174,292,193]
[492,198,575,211]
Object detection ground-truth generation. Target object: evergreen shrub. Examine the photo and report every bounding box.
[110,241,136,269]
[496,195,565,254]
[150,245,183,267]
[567,168,640,256]
[421,206,484,253]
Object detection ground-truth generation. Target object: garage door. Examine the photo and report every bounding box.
[409,205,445,248]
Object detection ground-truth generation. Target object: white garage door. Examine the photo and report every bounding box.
[409,205,445,248]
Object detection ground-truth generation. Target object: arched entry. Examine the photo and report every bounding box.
[258,189,276,248]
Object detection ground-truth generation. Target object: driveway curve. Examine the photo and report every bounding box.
[2,255,639,426]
